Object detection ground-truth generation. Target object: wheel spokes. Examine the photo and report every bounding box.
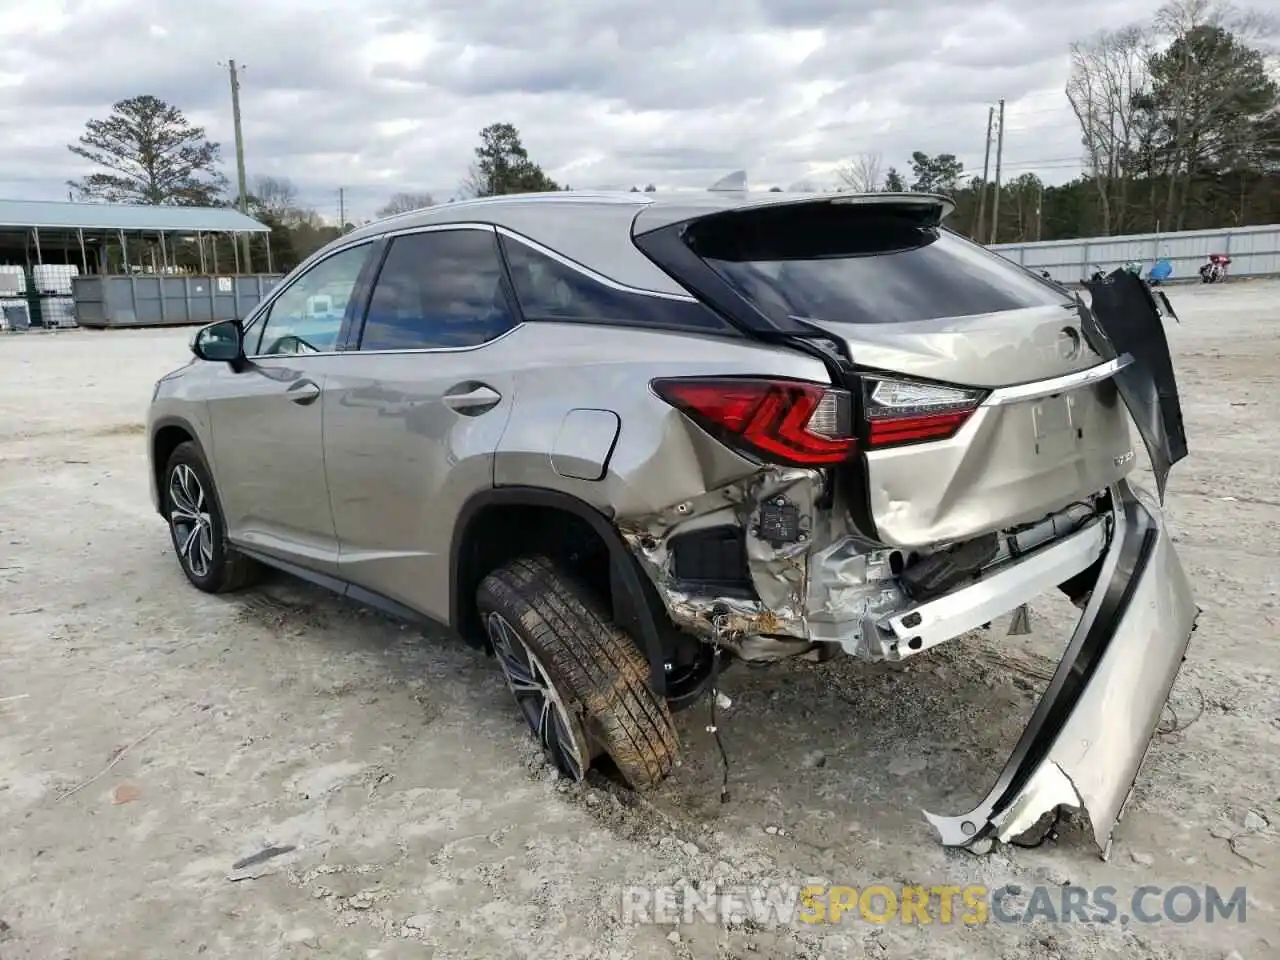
[168,464,214,578]
[485,611,588,781]
[168,466,200,520]
[178,524,201,565]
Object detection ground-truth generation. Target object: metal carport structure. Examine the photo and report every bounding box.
[0,198,271,275]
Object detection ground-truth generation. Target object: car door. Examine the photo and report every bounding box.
[322,225,521,618]
[203,241,375,572]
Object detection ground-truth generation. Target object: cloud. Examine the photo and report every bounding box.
[0,0,1172,219]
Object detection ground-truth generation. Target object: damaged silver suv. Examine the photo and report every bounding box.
[147,190,1197,853]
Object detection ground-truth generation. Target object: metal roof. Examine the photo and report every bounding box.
[0,199,269,233]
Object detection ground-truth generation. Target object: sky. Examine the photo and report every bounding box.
[0,0,1173,223]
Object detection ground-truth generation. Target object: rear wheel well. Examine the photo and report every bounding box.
[450,490,694,698]
[454,503,613,644]
[152,425,195,506]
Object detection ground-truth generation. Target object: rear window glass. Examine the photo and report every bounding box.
[687,203,1071,326]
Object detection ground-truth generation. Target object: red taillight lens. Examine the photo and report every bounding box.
[863,377,986,448]
[652,377,855,466]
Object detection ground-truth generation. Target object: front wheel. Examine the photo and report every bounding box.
[477,556,679,789]
[163,441,260,593]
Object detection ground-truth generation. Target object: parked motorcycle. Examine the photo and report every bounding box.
[1199,253,1231,284]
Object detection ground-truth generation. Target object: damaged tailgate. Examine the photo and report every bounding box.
[924,268,1196,855]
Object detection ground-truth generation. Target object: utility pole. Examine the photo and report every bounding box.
[973,105,994,239]
[227,59,252,271]
[338,188,346,233]
[989,98,1005,245]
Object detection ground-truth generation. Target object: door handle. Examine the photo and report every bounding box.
[287,379,321,405]
[442,384,501,413]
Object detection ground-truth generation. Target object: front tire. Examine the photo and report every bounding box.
[163,441,259,593]
[477,556,679,789]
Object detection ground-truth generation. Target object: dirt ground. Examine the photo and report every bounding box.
[1,281,1277,960]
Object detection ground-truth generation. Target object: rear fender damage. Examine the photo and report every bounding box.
[617,467,906,659]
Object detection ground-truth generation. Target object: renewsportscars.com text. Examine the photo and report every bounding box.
[620,882,1248,927]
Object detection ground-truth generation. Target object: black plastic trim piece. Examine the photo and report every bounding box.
[149,415,207,516]
[668,525,756,594]
[232,544,449,631]
[339,236,389,352]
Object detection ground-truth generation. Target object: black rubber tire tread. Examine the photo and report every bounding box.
[477,555,679,789]
[164,441,261,594]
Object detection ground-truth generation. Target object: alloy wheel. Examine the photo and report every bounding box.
[168,463,215,579]
[485,611,589,780]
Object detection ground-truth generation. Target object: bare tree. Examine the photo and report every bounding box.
[836,152,884,192]
[249,175,301,222]
[377,191,435,217]
[1066,25,1150,235]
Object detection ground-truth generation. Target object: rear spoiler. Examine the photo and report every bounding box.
[700,171,956,225]
[633,192,951,343]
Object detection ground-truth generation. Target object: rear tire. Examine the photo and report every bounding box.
[477,555,679,789]
[163,441,260,593]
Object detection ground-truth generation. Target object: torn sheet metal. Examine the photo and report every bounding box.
[620,466,907,656]
[923,481,1198,856]
[618,467,817,640]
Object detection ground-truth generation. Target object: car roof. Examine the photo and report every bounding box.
[349,189,951,235]
[329,190,954,296]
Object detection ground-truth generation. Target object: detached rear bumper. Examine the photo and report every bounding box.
[924,479,1198,855]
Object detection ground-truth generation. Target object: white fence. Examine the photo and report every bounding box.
[990,223,1280,283]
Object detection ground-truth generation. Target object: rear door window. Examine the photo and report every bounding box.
[687,203,1071,326]
[358,229,517,351]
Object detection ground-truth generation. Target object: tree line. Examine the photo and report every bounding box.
[65,100,565,272]
[62,0,1277,273]
[832,0,1279,242]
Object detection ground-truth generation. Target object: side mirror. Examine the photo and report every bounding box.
[191,319,245,365]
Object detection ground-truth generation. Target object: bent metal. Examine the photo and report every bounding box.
[146,190,1197,856]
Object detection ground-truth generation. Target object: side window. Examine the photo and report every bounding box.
[358,230,516,351]
[500,234,727,331]
[251,244,370,355]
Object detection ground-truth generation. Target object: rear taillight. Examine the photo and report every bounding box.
[652,377,855,466]
[863,377,986,447]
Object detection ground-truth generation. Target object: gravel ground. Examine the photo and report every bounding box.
[1,280,1277,960]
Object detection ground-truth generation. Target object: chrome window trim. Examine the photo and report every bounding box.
[495,225,699,303]
[245,218,700,360]
[982,354,1134,407]
[245,225,501,359]
[340,321,527,356]
[348,223,520,355]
